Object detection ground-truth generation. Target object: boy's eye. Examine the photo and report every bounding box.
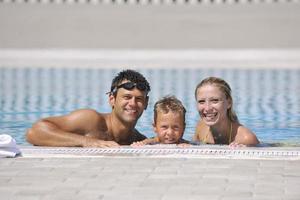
[160,125,168,129]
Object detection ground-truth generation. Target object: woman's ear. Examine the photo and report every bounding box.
[227,98,232,110]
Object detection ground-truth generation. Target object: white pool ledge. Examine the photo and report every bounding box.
[19,145,300,160]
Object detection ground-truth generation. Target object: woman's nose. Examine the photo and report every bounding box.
[204,101,212,110]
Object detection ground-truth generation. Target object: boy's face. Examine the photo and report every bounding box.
[153,111,185,144]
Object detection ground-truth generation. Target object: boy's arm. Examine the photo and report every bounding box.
[131,137,159,146]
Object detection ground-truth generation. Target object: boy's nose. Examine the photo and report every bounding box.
[166,128,174,136]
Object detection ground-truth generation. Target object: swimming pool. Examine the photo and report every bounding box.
[0,67,299,146]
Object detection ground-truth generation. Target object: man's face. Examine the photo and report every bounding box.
[110,81,148,124]
[153,111,185,144]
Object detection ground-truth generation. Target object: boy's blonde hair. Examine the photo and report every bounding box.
[153,95,186,124]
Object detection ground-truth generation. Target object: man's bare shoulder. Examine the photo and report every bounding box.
[133,129,147,142]
[68,109,106,120]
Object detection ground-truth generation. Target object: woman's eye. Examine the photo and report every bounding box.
[211,99,220,103]
[198,100,205,104]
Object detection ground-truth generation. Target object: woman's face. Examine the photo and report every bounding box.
[196,84,231,126]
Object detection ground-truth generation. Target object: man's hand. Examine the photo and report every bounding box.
[83,138,120,148]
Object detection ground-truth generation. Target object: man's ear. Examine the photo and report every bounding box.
[144,96,149,110]
[108,94,115,108]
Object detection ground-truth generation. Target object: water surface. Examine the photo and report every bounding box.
[0,68,299,146]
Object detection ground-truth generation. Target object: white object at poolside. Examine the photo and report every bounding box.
[0,134,21,158]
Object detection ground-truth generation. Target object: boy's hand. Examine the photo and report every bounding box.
[131,141,147,147]
[177,143,191,147]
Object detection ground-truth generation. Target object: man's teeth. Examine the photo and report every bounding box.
[127,109,137,113]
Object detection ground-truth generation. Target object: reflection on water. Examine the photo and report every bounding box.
[0,68,299,146]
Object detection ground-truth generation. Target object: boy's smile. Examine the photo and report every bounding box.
[153,111,185,144]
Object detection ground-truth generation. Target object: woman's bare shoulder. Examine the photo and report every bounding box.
[235,125,259,146]
[193,120,209,141]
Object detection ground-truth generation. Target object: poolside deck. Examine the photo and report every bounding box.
[1,146,300,199]
[1,3,300,49]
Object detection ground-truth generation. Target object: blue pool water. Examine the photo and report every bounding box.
[0,67,299,146]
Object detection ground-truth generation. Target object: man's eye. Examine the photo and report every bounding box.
[123,96,132,100]
[136,97,145,102]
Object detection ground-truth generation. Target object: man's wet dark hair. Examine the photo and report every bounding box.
[109,69,151,96]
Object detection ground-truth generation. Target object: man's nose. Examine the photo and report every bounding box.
[128,97,138,106]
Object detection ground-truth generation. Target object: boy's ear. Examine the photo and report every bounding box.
[152,122,158,133]
[144,96,149,110]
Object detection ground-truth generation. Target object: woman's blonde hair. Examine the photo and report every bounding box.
[194,77,238,122]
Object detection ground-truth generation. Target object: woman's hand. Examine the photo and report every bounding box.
[229,141,246,148]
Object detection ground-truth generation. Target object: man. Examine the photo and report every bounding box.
[26,69,151,147]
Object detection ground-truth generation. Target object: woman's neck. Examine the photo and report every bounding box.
[210,119,232,144]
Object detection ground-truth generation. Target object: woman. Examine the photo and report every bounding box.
[193,77,259,146]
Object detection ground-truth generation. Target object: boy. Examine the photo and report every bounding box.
[132,95,188,146]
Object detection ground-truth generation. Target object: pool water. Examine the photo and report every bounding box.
[0,68,299,146]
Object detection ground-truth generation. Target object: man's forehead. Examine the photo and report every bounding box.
[117,88,147,97]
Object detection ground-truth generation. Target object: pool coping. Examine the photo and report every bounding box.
[19,145,300,160]
[1,49,300,69]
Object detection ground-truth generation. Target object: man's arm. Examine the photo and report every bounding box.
[26,109,119,147]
